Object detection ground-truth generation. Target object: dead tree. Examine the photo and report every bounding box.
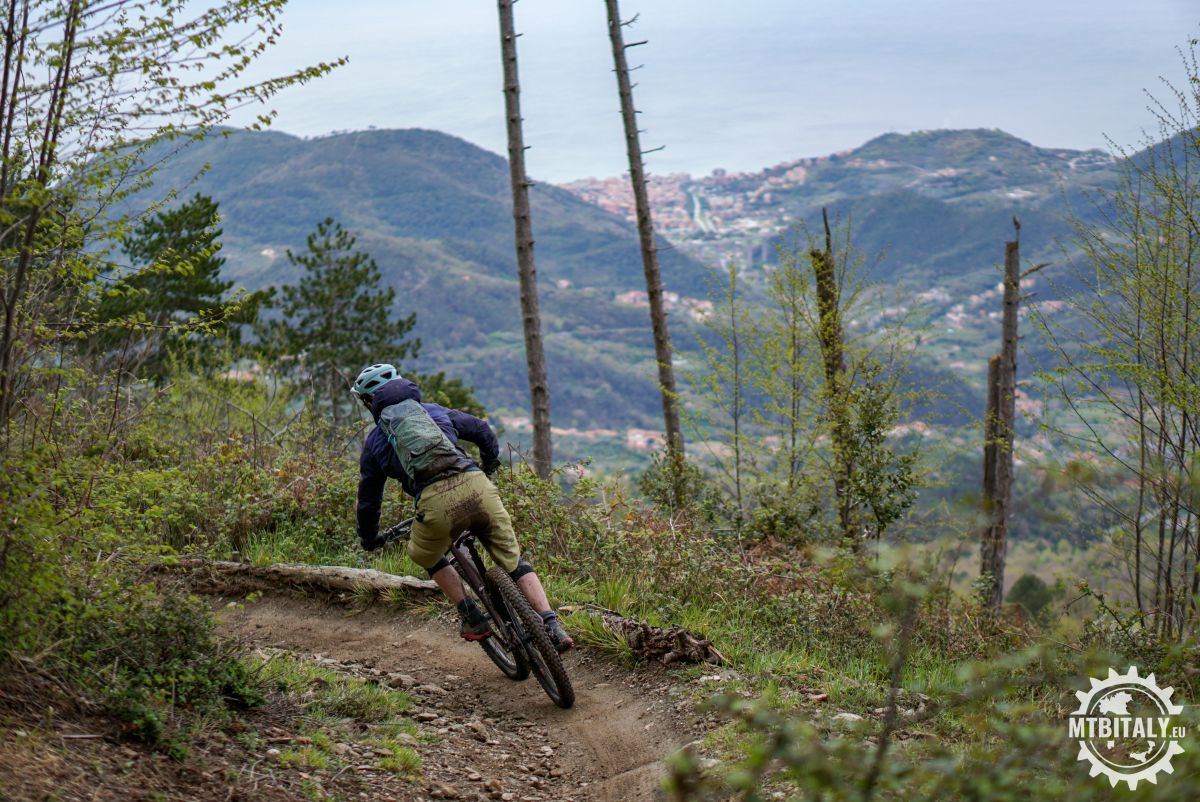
[980,354,1002,606]
[497,0,552,479]
[810,208,856,548]
[604,1,684,467]
[980,222,1021,611]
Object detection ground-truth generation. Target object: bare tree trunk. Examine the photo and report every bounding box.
[810,209,854,547]
[603,0,684,468]
[729,266,744,515]
[980,225,1020,611]
[496,0,551,479]
[980,354,1001,601]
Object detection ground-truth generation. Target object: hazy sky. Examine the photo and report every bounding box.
[232,0,1199,182]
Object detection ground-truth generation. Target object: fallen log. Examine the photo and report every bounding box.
[168,562,724,665]
[162,558,438,595]
[561,604,727,666]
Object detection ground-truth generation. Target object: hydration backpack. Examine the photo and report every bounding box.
[378,399,463,484]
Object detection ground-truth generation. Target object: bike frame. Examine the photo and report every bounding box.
[380,519,571,707]
[447,532,489,600]
[447,531,521,651]
[382,521,506,629]
[382,521,525,659]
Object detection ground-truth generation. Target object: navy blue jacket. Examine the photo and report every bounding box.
[356,377,501,542]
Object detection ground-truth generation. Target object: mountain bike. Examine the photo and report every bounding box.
[382,518,574,709]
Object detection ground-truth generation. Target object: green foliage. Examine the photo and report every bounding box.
[1036,43,1200,640]
[411,370,486,417]
[662,563,1196,801]
[0,0,356,770]
[495,462,605,560]
[685,227,921,546]
[494,482,1147,802]
[315,680,411,721]
[0,454,61,658]
[88,585,263,744]
[669,650,1200,801]
[278,747,332,770]
[845,370,919,540]
[744,479,821,543]
[1008,573,1054,620]
[90,194,267,380]
[0,487,264,748]
[752,238,824,489]
[494,457,1010,679]
[261,217,419,429]
[0,368,368,751]
[636,447,720,521]
[0,0,343,427]
[376,747,423,776]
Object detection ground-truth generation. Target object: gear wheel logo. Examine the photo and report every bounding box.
[1069,666,1187,790]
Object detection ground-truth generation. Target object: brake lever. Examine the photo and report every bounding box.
[381,517,414,545]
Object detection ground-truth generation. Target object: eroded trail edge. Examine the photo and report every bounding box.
[219,595,702,802]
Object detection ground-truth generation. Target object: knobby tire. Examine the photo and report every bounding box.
[485,567,575,709]
[477,576,530,681]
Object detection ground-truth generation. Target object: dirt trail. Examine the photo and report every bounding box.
[219,595,697,802]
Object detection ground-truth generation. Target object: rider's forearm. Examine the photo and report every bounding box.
[449,409,500,465]
[356,471,385,541]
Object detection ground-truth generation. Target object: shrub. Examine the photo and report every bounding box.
[67,580,262,743]
[0,454,62,660]
[0,441,264,747]
[636,448,722,521]
[668,653,1200,801]
[1008,573,1053,619]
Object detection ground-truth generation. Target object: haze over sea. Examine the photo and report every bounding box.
[234,0,1197,183]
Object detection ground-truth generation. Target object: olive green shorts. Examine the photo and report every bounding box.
[408,470,521,573]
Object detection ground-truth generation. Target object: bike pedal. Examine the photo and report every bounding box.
[461,631,493,642]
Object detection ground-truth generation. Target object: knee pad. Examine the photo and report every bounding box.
[425,556,450,578]
[508,556,535,582]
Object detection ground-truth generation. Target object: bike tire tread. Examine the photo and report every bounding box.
[485,567,575,709]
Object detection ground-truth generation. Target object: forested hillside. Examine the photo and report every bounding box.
[129,128,708,432]
[126,126,1129,444]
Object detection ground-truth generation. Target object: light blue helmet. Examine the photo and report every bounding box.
[351,363,398,397]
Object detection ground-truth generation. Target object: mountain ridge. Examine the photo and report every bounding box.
[560,127,1119,273]
[126,125,1150,459]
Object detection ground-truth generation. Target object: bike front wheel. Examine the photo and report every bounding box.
[485,567,575,709]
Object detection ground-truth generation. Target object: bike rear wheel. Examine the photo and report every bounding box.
[485,567,575,709]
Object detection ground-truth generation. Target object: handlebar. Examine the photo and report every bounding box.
[381,517,414,545]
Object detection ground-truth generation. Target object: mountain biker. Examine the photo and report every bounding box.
[352,363,574,652]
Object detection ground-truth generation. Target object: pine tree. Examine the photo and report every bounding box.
[266,218,419,430]
[92,193,259,380]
